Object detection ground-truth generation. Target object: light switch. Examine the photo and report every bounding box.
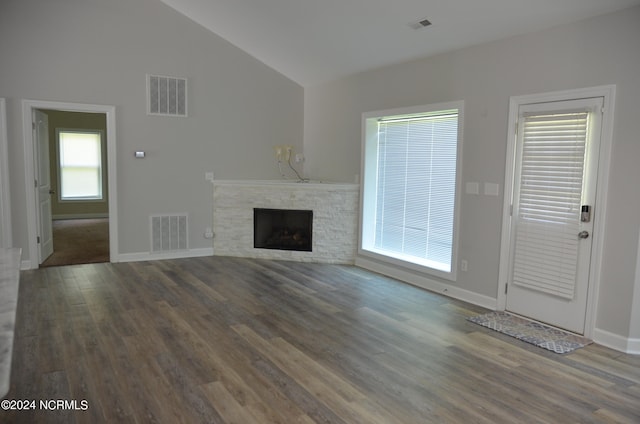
[465,182,479,195]
[484,182,499,196]
[134,151,145,158]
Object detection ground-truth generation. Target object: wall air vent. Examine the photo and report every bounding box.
[150,214,188,252]
[147,74,187,117]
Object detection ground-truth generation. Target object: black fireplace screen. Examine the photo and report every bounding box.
[254,208,312,252]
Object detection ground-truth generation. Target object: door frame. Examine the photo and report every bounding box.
[0,99,12,248]
[497,85,616,338]
[22,100,118,268]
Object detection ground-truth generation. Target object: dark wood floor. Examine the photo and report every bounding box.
[2,257,639,423]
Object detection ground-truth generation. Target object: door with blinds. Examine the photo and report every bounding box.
[506,97,603,334]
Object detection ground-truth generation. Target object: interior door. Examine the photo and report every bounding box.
[506,97,603,334]
[34,109,53,263]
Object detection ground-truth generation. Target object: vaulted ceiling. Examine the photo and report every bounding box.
[160,0,640,86]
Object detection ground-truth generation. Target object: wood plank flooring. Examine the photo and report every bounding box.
[2,256,639,423]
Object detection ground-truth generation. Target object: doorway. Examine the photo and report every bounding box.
[498,86,615,338]
[41,218,110,266]
[22,100,118,269]
[39,110,109,266]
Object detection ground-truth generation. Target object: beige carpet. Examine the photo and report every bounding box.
[41,218,109,267]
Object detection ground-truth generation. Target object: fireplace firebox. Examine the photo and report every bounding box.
[254,208,312,252]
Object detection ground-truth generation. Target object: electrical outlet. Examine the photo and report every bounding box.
[205,172,214,182]
[461,259,468,272]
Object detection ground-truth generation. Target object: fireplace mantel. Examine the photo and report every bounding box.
[212,180,359,263]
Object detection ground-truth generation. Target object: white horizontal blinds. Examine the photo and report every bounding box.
[59,131,102,199]
[512,111,589,299]
[374,111,458,270]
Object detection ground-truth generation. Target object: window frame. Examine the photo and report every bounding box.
[56,128,106,203]
[359,101,464,281]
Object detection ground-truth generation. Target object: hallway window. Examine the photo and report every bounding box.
[360,101,463,280]
[58,130,103,200]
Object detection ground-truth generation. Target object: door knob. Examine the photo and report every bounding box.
[578,231,589,239]
[48,190,55,194]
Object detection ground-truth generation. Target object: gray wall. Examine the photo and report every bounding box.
[0,0,303,258]
[303,7,640,342]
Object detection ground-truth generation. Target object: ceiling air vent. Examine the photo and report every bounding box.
[147,74,187,117]
[409,18,432,30]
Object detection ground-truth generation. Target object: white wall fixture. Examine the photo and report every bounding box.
[150,214,188,253]
[484,183,499,196]
[147,74,188,117]
[465,182,479,195]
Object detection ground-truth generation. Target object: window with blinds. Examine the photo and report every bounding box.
[361,104,462,276]
[58,130,104,201]
[511,111,589,299]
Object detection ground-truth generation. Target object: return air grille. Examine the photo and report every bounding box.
[147,74,187,117]
[151,214,188,252]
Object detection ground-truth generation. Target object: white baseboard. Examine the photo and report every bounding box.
[115,248,214,263]
[628,338,640,354]
[355,256,497,310]
[22,248,214,269]
[52,213,109,220]
[592,328,640,355]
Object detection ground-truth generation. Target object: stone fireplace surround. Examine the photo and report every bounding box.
[212,180,359,264]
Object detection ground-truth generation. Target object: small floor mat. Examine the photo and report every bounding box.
[467,311,592,354]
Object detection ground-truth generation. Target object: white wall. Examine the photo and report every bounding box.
[0,0,303,260]
[304,7,640,343]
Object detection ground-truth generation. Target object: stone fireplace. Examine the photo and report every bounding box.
[212,180,359,263]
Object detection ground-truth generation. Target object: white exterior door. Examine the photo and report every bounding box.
[34,109,53,263]
[505,97,603,334]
